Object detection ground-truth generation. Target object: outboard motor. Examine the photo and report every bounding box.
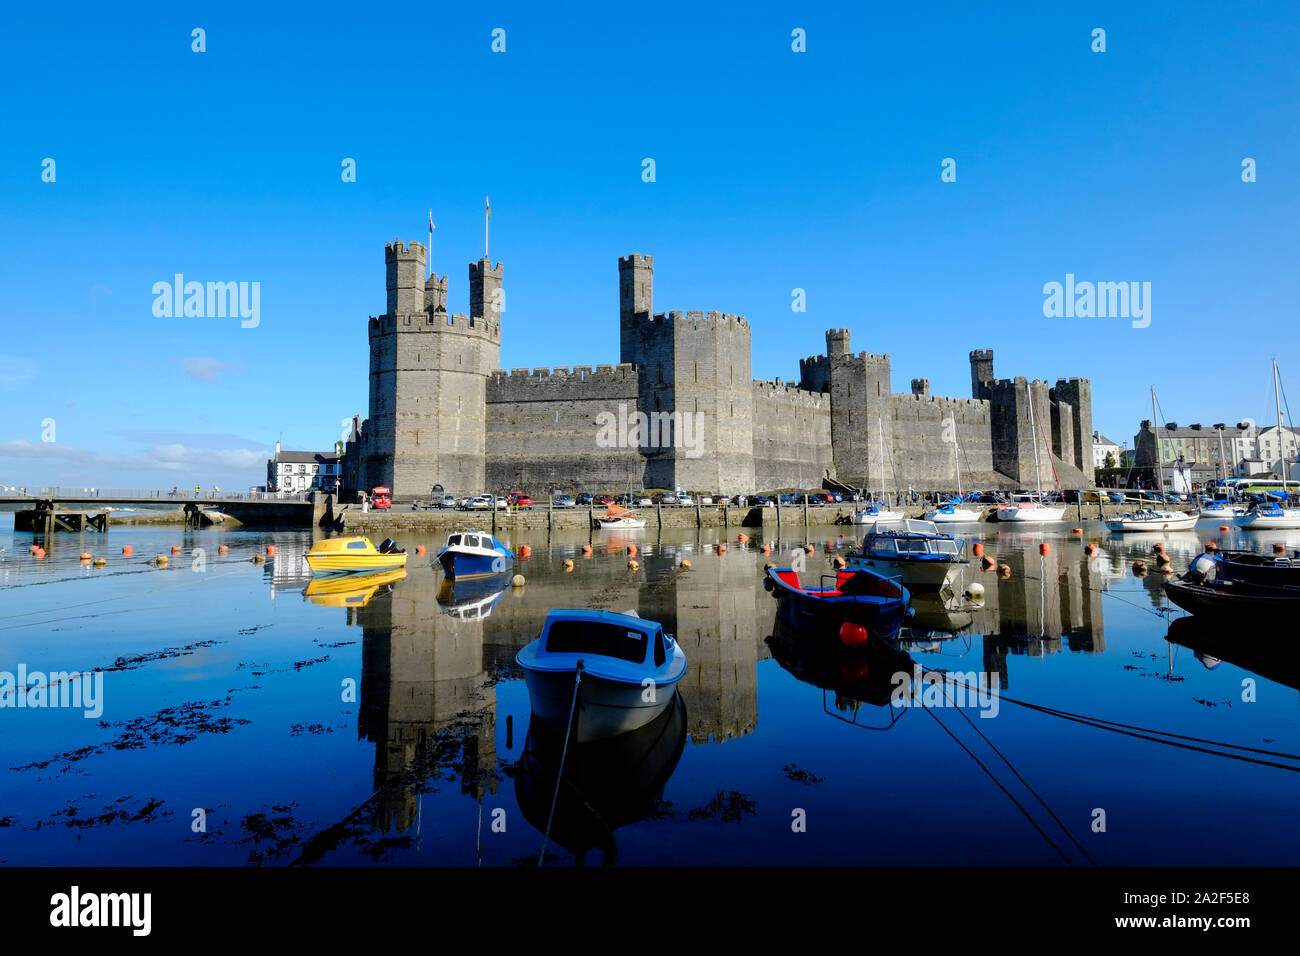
[377,537,404,554]
[1183,552,1218,584]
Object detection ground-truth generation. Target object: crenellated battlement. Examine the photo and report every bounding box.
[970,348,994,361]
[642,309,750,331]
[896,392,990,409]
[384,239,425,258]
[368,310,497,336]
[618,253,653,267]
[489,363,637,385]
[468,259,503,279]
[752,379,827,407]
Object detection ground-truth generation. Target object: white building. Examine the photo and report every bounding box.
[266,441,343,493]
[1091,431,1122,469]
[1255,425,1300,477]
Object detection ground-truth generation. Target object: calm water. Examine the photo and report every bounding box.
[1,519,1298,866]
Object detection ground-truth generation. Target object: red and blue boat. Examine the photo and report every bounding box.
[764,565,911,645]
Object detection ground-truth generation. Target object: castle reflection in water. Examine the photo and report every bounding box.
[270,531,1112,834]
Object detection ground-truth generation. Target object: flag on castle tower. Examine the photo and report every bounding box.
[485,196,491,220]
[428,209,435,232]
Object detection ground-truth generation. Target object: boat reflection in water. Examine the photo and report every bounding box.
[1165,615,1300,693]
[515,692,687,865]
[766,607,916,730]
[302,567,407,608]
[435,574,511,621]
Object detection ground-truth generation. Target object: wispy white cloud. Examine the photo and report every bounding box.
[0,356,38,392]
[173,357,242,383]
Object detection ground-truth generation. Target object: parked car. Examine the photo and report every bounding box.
[594,495,614,506]
[513,495,534,507]
[469,494,493,510]
[552,495,575,508]
[778,494,794,505]
[1106,491,1125,503]
[677,494,694,506]
[636,497,653,507]
[699,495,713,506]
[438,494,457,509]
[576,493,593,505]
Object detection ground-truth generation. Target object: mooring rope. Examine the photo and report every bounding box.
[538,660,584,866]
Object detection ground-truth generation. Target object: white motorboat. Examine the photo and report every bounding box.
[1106,509,1199,532]
[1199,501,1246,519]
[847,518,969,593]
[926,500,983,523]
[1233,502,1300,530]
[998,500,1067,523]
[851,503,904,525]
[517,609,687,742]
[594,505,647,529]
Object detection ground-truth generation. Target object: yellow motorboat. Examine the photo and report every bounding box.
[304,536,408,574]
[303,567,407,607]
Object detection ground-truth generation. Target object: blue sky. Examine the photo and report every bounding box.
[2,1,1297,488]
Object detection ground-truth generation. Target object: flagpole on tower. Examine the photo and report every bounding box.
[485,195,491,259]
[427,209,435,280]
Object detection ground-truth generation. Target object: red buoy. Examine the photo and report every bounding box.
[839,621,869,648]
[973,542,984,557]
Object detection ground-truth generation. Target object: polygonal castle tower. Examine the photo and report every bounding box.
[359,240,501,495]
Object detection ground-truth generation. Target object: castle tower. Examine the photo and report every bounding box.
[910,378,930,396]
[618,254,654,365]
[365,240,499,498]
[807,329,891,490]
[970,349,994,401]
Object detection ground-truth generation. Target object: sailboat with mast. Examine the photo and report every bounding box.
[1108,387,1198,532]
[851,418,904,525]
[925,413,982,523]
[1235,358,1300,530]
[997,387,1066,522]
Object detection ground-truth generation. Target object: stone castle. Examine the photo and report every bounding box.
[342,239,1094,497]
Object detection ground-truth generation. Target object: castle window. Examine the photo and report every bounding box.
[658,365,663,384]
[694,363,698,383]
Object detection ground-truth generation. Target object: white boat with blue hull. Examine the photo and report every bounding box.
[517,609,688,743]
[847,518,969,594]
[434,530,515,578]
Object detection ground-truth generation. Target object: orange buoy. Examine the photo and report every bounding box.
[627,559,639,570]
[679,559,692,569]
[716,544,726,554]
[973,542,984,557]
[981,555,996,571]
[839,621,869,648]
[582,544,592,557]
[92,557,106,567]
[519,544,531,557]
[416,545,426,556]
[997,563,1012,578]
[1153,542,1165,554]
[33,547,46,559]
[266,545,277,557]
[122,545,134,556]
[80,551,92,561]
[170,544,181,554]
[217,544,228,554]
[1274,542,1287,555]
[737,533,749,543]
[1039,543,1050,556]
[155,554,169,566]
[562,558,574,572]
[627,544,637,557]
[805,544,815,554]
[832,555,846,569]
[1219,525,1229,533]
[1132,560,1147,574]
[1084,543,1098,556]
[1071,527,1083,535]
